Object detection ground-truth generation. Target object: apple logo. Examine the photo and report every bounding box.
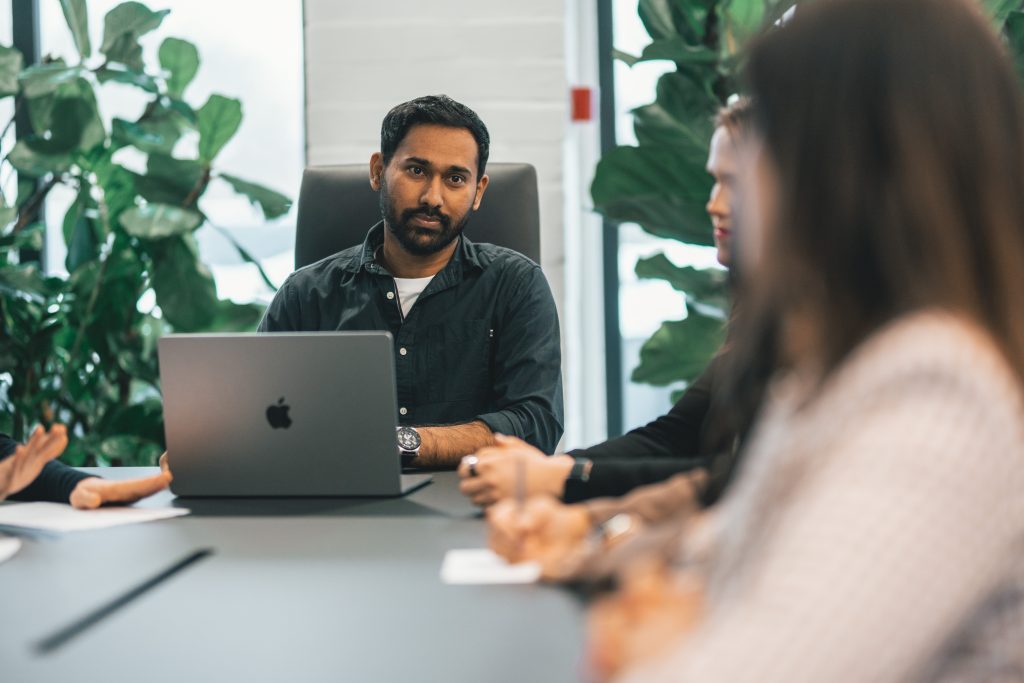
[266,397,292,429]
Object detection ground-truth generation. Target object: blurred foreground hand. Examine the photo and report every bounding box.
[486,495,593,580]
[0,424,68,500]
[585,560,704,682]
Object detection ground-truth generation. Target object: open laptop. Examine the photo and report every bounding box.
[158,332,432,497]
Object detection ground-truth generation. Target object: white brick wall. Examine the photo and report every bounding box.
[303,0,608,447]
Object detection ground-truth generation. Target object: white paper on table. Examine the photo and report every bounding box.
[440,548,541,585]
[0,535,21,564]
[0,502,189,532]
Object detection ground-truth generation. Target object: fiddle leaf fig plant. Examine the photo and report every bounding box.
[595,0,1024,403]
[0,0,292,465]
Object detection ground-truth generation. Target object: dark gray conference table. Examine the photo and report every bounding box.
[0,469,585,683]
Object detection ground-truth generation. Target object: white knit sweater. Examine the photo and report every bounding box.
[619,312,1024,683]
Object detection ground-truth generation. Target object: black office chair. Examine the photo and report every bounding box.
[293,163,541,269]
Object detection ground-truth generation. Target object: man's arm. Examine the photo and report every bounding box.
[414,420,495,468]
[257,274,302,332]
[474,264,564,453]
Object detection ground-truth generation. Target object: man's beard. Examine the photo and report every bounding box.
[379,179,473,256]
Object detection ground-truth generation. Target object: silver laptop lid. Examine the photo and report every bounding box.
[159,332,403,497]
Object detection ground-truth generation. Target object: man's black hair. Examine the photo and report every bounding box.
[380,95,490,176]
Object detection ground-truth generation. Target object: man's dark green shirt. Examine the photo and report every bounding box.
[258,224,564,453]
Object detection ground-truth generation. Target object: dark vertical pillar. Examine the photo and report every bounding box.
[11,0,43,266]
[597,0,623,437]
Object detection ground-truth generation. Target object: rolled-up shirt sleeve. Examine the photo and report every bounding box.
[476,264,564,453]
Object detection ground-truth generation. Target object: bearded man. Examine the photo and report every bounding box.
[258,95,563,467]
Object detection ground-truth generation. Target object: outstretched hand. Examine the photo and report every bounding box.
[69,471,172,510]
[0,424,68,500]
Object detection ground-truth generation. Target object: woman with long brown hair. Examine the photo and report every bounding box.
[585,0,1024,680]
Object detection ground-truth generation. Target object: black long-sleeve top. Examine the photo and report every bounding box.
[0,433,93,503]
[562,359,723,504]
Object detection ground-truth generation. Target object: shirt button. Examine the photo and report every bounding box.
[399,347,408,356]
[386,291,395,300]
[399,407,408,416]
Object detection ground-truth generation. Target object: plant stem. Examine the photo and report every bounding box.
[12,175,61,234]
[181,166,212,210]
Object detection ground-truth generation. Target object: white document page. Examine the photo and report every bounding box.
[0,502,189,532]
[0,535,21,564]
[440,548,541,585]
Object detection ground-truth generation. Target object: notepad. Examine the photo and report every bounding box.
[0,502,189,533]
[0,535,21,564]
[440,549,541,585]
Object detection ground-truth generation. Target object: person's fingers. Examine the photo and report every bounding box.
[459,476,490,497]
[472,446,506,462]
[36,424,68,461]
[494,433,529,447]
[158,452,172,480]
[471,491,495,507]
[97,472,172,504]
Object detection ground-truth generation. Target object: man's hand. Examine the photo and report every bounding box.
[457,434,574,507]
[486,495,593,580]
[0,424,68,500]
[585,560,705,682]
[69,471,172,510]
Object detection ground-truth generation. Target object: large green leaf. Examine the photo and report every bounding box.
[159,37,199,98]
[633,71,717,153]
[631,309,725,386]
[1007,10,1024,77]
[59,0,92,60]
[19,63,85,98]
[633,38,718,65]
[133,104,191,155]
[639,0,678,41]
[63,183,99,272]
[6,140,73,177]
[722,0,766,52]
[120,203,202,239]
[133,153,203,204]
[149,235,218,331]
[23,76,104,152]
[220,173,292,219]
[591,144,714,245]
[98,398,165,446]
[986,0,1022,27]
[0,265,60,302]
[196,94,242,163]
[0,46,23,97]
[96,65,159,93]
[36,86,105,153]
[100,1,170,71]
[635,253,729,312]
[91,152,138,225]
[112,117,169,153]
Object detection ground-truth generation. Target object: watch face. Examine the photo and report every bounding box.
[397,427,420,451]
